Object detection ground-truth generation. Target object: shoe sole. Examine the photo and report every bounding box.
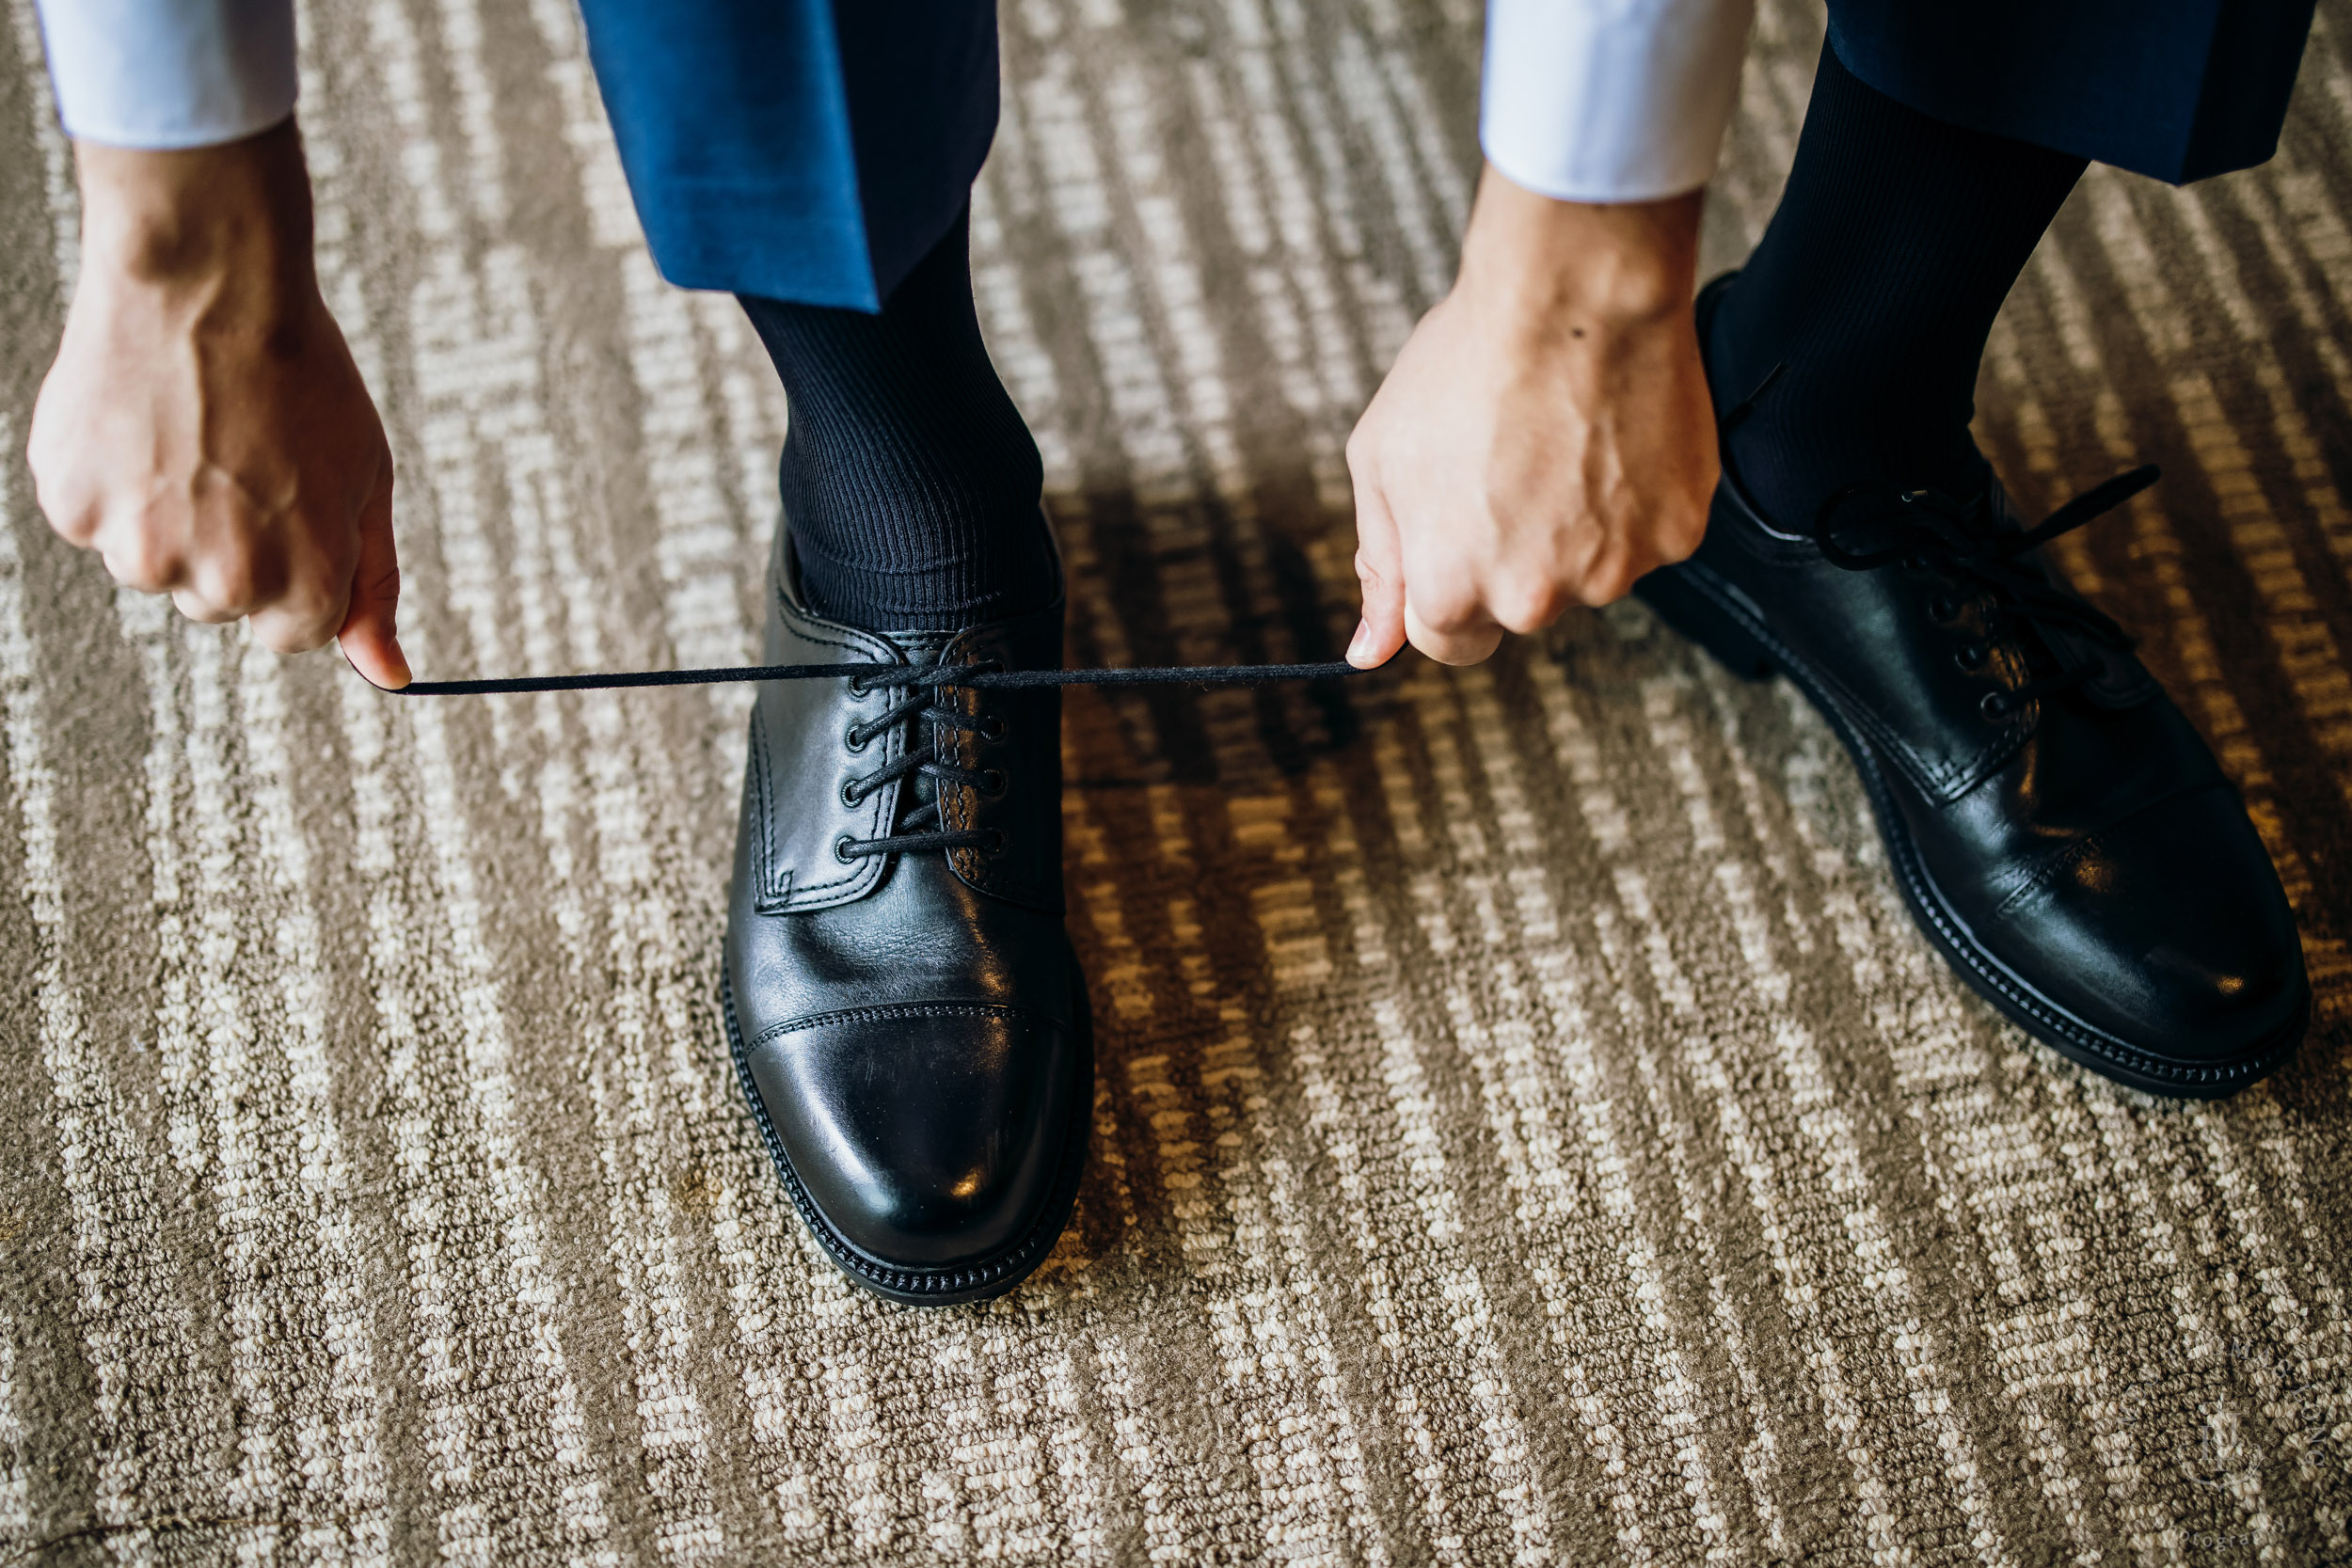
[721,958,1094,1306]
[1636,562,2310,1098]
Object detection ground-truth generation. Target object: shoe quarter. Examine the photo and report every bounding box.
[749,598,907,915]
[1705,523,2033,802]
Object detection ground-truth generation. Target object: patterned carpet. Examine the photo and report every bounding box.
[3,0,2351,1560]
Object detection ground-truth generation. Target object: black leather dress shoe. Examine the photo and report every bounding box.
[1634,275,2309,1098]
[723,527,1089,1304]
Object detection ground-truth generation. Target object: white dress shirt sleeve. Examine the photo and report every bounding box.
[1481,0,1755,203]
[32,0,297,149]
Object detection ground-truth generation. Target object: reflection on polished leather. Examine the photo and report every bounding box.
[1642,317,2308,1096]
[379,616,1383,1304]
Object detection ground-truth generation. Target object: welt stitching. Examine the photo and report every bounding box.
[750,705,782,902]
[749,1002,1041,1051]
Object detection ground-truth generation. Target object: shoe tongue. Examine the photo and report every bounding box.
[882,633,961,816]
[892,631,958,667]
[1951,479,2070,679]
[1967,476,2154,705]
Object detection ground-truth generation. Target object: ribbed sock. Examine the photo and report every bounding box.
[739,207,1051,631]
[1708,44,2088,528]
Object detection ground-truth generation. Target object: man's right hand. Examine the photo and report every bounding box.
[1344,167,1716,669]
[28,117,407,688]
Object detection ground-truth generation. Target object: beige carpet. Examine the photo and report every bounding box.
[4,0,2352,1560]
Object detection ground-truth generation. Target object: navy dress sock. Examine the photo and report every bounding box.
[739,207,1052,631]
[1708,45,2089,527]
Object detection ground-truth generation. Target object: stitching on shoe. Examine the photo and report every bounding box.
[755,617,903,908]
[1677,563,2299,1090]
[1991,778,2220,919]
[1707,485,2030,798]
[723,968,1088,1302]
[746,1001,1051,1053]
[749,705,787,906]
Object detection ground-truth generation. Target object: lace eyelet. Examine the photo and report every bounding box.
[839,778,865,808]
[834,834,858,863]
[980,768,1007,798]
[985,829,1009,855]
[1953,642,1987,672]
[846,675,872,700]
[1979,691,2011,721]
[843,725,871,754]
[978,714,1008,742]
[1929,595,1961,623]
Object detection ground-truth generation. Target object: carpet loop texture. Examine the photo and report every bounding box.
[1,0,2349,1561]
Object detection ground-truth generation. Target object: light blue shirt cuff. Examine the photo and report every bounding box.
[1480,0,1755,203]
[32,0,297,149]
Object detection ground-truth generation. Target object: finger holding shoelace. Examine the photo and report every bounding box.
[1347,452,1503,669]
[1344,168,1718,670]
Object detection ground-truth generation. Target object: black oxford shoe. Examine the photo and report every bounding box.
[1634,275,2310,1098]
[723,527,1089,1304]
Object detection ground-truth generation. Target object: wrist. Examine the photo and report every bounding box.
[1454,163,1702,332]
[74,118,315,309]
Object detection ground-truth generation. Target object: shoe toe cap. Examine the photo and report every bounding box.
[745,1004,1081,1275]
[1995,783,2308,1073]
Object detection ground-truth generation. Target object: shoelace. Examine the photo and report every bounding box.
[833,665,1003,862]
[1720,358,2158,722]
[391,653,1370,863]
[392,657,1362,696]
[1808,467,2158,719]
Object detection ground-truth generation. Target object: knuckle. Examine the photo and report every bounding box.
[29,470,100,546]
[99,533,185,594]
[250,610,337,656]
[1660,503,1710,564]
[191,554,263,616]
[274,580,343,635]
[1582,562,1639,606]
[1413,592,1480,635]
[1489,582,1565,634]
[47,499,103,549]
[171,588,238,626]
[1414,626,1502,668]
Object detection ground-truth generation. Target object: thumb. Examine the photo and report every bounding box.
[1348,463,1407,669]
[336,470,409,689]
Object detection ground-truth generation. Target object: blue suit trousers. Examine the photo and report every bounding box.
[574,0,998,309]
[574,0,2316,309]
[1831,0,2318,184]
